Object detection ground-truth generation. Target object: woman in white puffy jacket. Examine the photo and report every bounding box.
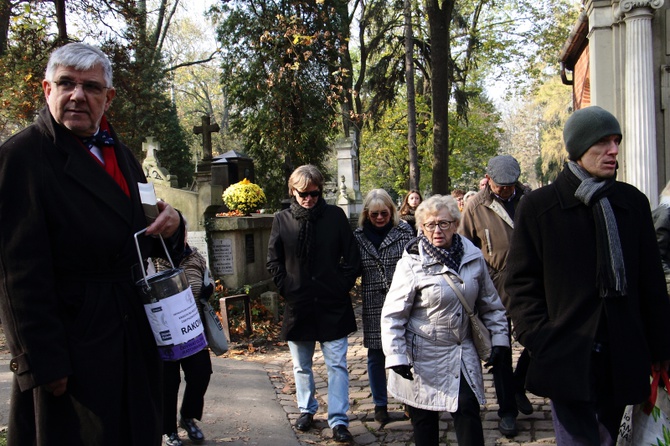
[381,194,509,446]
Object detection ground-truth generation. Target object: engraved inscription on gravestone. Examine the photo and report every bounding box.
[211,238,234,275]
[188,231,210,270]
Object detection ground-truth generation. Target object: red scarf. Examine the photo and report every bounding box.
[85,117,130,197]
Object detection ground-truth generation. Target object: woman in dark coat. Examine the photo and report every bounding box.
[0,43,184,446]
[266,165,360,443]
[353,189,414,423]
[399,190,423,232]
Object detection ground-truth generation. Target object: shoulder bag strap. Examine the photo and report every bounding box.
[442,273,475,316]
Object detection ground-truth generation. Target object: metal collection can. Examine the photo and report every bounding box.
[134,230,208,361]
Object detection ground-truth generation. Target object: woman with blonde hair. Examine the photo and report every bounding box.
[354,189,414,424]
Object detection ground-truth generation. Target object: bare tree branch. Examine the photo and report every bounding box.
[164,51,219,72]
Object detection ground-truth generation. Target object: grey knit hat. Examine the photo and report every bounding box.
[563,106,622,161]
[486,155,520,186]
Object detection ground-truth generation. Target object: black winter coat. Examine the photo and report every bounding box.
[505,166,670,405]
[0,107,184,446]
[267,201,360,341]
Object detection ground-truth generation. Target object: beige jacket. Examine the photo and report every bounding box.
[459,184,527,306]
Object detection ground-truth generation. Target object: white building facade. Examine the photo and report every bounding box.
[560,0,670,206]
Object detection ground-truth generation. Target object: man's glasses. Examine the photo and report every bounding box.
[370,211,390,218]
[296,190,321,198]
[52,79,109,95]
[423,220,455,231]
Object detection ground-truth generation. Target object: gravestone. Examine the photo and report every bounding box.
[211,150,255,191]
[141,137,200,230]
[205,215,274,296]
[191,115,224,219]
[140,127,272,307]
[142,137,178,187]
[333,135,363,218]
[193,115,220,173]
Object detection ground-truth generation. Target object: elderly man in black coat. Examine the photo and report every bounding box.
[506,106,670,445]
[0,43,185,446]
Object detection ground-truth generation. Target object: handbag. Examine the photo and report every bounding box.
[442,273,492,361]
[617,368,670,446]
[199,269,228,356]
[200,298,229,356]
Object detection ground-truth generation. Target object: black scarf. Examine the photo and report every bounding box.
[290,197,327,262]
[363,220,392,249]
[419,233,464,272]
[565,161,627,297]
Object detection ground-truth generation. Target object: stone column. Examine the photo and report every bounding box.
[620,0,663,206]
[585,0,617,112]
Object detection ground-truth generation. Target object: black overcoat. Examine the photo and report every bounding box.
[266,202,360,341]
[505,167,670,405]
[0,107,183,445]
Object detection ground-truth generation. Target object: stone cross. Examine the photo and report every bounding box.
[143,136,159,161]
[193,115,220,161]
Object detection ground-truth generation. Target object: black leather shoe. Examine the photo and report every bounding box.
[374,405,390,424]
[164,433,183,446]
[499,415,518,437]
[295,412,314,431]
[332,424,353,443]
[179,417,204,444]
[515,392,534,415]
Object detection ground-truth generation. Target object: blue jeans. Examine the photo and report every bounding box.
[288,337,350,428]
[367,348,387,407]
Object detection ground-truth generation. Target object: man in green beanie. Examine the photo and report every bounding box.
[505,106,670,445]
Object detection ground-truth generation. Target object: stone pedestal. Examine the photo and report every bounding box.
[205,215,274,290]
[333,136,363,218]
[260,291,280,323]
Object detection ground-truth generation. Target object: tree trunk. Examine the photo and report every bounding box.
[426,0,453,195]
[405,0,419,191]
[54,0,67,43]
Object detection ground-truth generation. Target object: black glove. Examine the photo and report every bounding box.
[391,365,414,380]
[484,346,509,368]
[199,282,214,301]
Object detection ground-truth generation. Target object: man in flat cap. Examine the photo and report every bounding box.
[505,106,670,444]
[459,154,532,437]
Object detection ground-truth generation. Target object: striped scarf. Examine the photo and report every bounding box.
[567,161,627,297]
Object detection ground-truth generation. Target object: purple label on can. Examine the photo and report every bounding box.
[159,332,208,361]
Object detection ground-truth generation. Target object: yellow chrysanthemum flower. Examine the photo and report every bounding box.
[222,178,267,215]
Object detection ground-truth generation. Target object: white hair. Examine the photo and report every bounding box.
[45,43,113,87]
